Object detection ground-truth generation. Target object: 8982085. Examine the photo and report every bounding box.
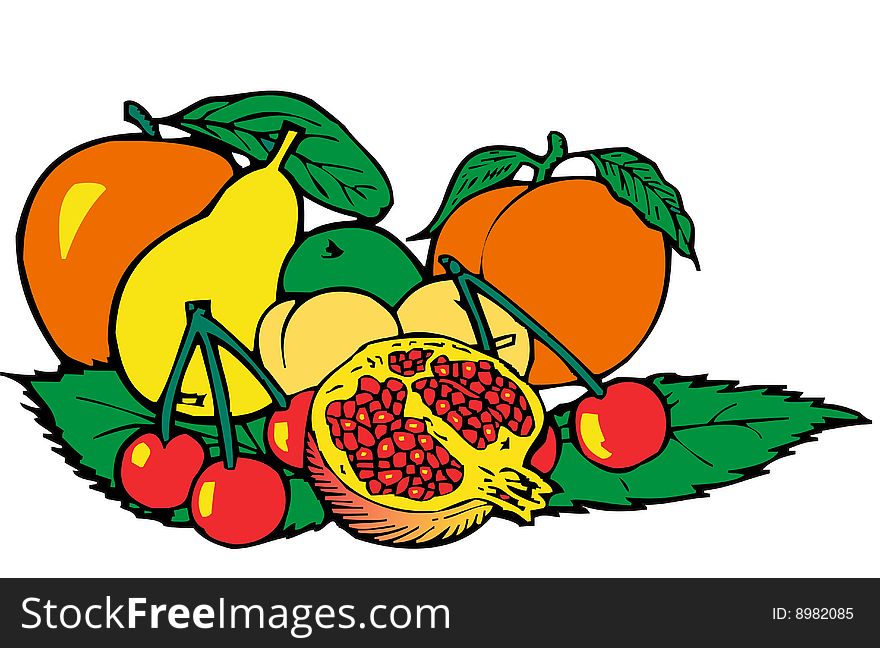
[795,608,854,620]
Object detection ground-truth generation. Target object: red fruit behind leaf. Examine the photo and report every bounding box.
[267,389,315,469]
[528,424,560,474]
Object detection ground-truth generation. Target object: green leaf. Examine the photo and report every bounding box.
[283,475,326,535]
[163,92,392,220]
[548,374,869,509]
[588,149,699,268]
[13,368,270,522]
[411,146,535,240]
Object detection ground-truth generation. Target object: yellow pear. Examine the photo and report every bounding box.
[114,132,301,417]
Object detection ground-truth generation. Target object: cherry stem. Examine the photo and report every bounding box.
[198,330,235,470]
[156,301,289,457]
[439,255,605,398]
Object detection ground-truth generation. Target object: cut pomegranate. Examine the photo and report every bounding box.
[413,355,535,449]
[325,375,464,501]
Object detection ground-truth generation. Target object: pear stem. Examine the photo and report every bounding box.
[268,129,299,170]
[438,255,605,397]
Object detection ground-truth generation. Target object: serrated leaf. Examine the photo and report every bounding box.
[14,368,273,523]
[411,146,534,239]
[589,149,699,268]
[164,92,392,220]
[548,374,868,509]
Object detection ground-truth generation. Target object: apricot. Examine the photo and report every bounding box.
[431,178,668,385]
[257,291,401,395]
[19,138,233,365]
[396,279,531,376]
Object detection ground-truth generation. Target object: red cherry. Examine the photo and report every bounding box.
[528,424,560,474]
[573,380,668,469]
[190,458,287,546]
[267,389,315,469]
[120,432,204,508]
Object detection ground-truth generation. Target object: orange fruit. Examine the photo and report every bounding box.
[431,178,668,386]
[19,138,233,365]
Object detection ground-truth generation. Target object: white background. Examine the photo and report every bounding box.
[1,1,877,578]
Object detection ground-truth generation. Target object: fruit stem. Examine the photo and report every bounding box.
[532,131,567,184]
[157,307,201,444]
[268,128,299,171]
[193,310,289,410]
[123,100,161,139]
[158,301,289,448]
[439,255,606,397]
[198,330,236,470]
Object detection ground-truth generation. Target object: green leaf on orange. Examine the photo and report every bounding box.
[547,374,868,509]
[588,149,699,268]
[162,92,392,220]
[411,146,534,240]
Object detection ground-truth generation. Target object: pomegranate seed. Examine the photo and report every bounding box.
[358,469,374,480]
[377,441,394,459]
[343,433,358,451]
[379,470,402,485]
[368,480,382,495]
[410,450,425,465]
[392,452,407,468]
[374,424,388,439]
[343,401,356,418]
[520,416,533,436]
[395,476,411,494]
[408,486,425,499]
[372,410,392,424]
[405,419,426,433]
[463,428,478,444]
[357,426,375,447]
[381,390,392,408]
[417,435,434,450]
[326,401,342,418]
[393,432,416,451]
[446,467,463,482]
[359,376,381,394]
[438,483,454,496]
[436,446,450,464]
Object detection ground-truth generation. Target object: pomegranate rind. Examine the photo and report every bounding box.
[306,435,492,545]
[310,335,550,520]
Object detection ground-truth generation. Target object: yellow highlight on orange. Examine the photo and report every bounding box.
[58,182,105,259]
[130,442,151,468]
[579,412,612,460]
[273,421,290,453]
[198,481,216,518]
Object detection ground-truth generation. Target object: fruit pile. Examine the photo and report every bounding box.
[12,92,867,548]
